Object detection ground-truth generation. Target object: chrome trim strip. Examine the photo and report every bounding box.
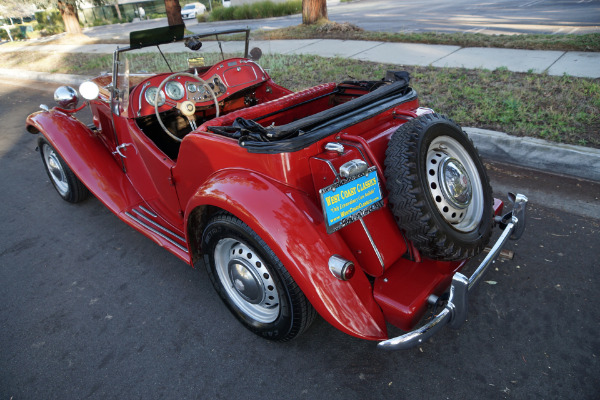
[377,193,528,350]
[132,209,186,242]
[313,157,340,180]
[360,218,385,273]
[125,212,188,253]
[138,205,158,218]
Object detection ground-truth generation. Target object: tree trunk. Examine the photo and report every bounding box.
[302,0,328,25]
[164,0,184,26]
[114,0,123,21]
[57,0,82,35]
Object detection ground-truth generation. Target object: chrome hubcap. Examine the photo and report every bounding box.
[426,136,484,232]
[214,238,279,323]
[228,258,264,304]
[43,144,69,197]
[440,157,472,209]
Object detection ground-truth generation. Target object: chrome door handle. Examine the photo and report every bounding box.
[113,143,133,158]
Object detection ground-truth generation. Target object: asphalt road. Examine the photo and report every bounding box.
[327,0,600,34]
[80,0,600,40]
[1,79,599,399]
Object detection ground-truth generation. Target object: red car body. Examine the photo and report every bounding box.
[26,26,527,349]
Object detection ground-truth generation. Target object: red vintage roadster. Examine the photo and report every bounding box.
[26,26,527,350]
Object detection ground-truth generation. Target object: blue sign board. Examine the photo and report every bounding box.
[319,167,383,233]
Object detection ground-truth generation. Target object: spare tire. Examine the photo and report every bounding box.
[384,113,493,261]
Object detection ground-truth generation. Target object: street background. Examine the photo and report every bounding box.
[79,0,600,38]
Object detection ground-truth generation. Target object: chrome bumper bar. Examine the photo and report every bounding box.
[378,193,528,351]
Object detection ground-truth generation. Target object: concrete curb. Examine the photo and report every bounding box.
[465,128,600,182]
[1,67,598,182]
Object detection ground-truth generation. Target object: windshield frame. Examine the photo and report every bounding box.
[110,27,251,115]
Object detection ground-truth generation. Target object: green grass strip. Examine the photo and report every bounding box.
[2,50,597,148]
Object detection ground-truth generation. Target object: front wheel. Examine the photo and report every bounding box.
[202,213,316,341]
[384,113,494,261]
[38,136,89,203]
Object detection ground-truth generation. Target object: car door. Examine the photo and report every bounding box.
[112,115,184,230]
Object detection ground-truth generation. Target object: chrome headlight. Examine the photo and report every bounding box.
[79,81,100,101]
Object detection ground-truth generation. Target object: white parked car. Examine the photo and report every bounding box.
[181,2,207,19]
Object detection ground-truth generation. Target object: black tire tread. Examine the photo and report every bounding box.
[384,113,493,261]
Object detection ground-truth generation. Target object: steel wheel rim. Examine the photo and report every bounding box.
[426,136,484,232]
[43,144,69,197]
[214,238,280,323]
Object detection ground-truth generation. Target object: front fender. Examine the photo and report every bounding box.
[184,170,388,341]
[26,109,141,214]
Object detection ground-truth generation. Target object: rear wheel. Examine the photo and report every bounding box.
[384,113,493,260]
[202,213,316,341]
[38,136,89,203]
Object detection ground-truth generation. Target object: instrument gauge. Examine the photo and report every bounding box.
[197,86,208,98]
[145,87,166,107]
[165,80,185,100]
[186,83,197,93]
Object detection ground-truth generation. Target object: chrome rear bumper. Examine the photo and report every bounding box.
[378,193,528,351]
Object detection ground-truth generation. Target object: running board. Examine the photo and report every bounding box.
[123,204,190,262]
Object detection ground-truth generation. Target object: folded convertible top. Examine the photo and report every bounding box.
[208,71,414,153]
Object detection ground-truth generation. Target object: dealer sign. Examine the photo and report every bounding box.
[319,166,384,234]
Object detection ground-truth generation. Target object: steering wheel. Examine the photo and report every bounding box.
[154,72,220,143]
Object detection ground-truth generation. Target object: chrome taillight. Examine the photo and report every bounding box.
[329,255,355,281]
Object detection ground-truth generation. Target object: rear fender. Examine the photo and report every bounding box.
[184,170,387,340]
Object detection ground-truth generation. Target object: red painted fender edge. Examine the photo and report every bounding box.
[184,169,388,341]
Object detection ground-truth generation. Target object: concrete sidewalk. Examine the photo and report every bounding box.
[1,39,599,78]
[1,38,599,181]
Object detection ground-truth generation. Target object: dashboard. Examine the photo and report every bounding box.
[130,58,267,118]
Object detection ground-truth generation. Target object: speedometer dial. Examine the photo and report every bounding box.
[165,81,185,100]
[145,87,165,107]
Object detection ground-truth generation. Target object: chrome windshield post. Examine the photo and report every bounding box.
[111,48,121,115]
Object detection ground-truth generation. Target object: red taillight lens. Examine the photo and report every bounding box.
[342,263,355,280]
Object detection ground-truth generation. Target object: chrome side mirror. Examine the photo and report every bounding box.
[54,86,79,109]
